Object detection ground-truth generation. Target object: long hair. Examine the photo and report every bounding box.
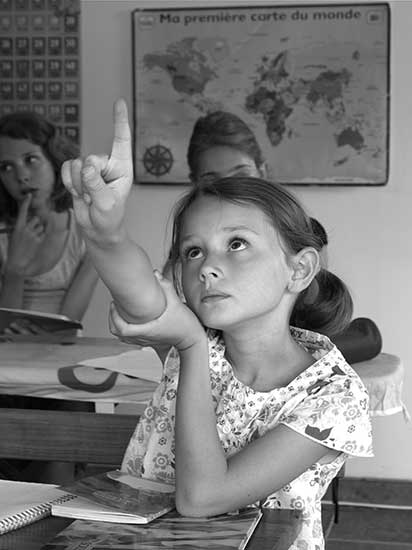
[0,112,78,222]
[187,111,265,180]
[169,176,352,337]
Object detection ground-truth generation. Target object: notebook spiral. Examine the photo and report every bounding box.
[0,493,75,535]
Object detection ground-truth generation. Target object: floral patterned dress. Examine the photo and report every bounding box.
[122,327,373,550]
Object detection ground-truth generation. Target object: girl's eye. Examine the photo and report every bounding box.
[183,247,203,260]
[26,155,41,165]
[229,238,248,251]
[0,163,12,173]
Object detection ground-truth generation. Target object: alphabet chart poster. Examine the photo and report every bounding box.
[133,4,390,186]
[0,0,81,144]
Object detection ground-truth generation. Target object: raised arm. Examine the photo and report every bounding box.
[61,100,165,323]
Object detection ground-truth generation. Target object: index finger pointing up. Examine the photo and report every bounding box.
[110,98,132,163]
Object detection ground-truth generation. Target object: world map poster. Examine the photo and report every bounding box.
[132,3,390,186]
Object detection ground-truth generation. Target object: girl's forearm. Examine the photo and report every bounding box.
[175,340,228,514]
[85,236,166,323]
[60,257,99,321]
[0,269,25,308]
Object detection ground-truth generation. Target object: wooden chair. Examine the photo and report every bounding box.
[330,464,345,524]
[0,408,138,467]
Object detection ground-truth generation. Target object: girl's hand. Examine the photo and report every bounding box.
[109,271,205,352]
[3,319,45,335]
[7,193,46,276]
[61,99,133,245]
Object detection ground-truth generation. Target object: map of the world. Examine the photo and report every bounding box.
[133,4,389,185]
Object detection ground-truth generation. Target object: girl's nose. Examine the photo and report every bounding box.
[199,262,222,287]
[16,164,30,183]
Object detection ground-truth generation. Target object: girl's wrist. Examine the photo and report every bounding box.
[177,331,208,355]
[86,225,128,249]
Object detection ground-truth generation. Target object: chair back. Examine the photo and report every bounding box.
[0,408,138,467]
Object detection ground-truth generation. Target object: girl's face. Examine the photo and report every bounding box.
[192,145,264,183]
[179,195,294,333]
[0,136,56,210]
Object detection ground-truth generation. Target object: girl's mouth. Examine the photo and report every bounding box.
[201,294,229,303]
[21,188,37,196]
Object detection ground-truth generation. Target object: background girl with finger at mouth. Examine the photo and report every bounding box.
[0,111,97,321]
[0,111,98,485]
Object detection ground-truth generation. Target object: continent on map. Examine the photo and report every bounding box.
[245,51,296,146]
[245,87,293,146]
[245,51,307,146]
[335,126,365,152]
[245,50,360,151]
[143,37,217,96]
[306,69,351,108]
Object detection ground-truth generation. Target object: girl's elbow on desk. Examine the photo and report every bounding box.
[175,476,256,518]
[175,485,232,518]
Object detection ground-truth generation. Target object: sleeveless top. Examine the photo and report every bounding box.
[121,327,373,550]
[0,209,86,313]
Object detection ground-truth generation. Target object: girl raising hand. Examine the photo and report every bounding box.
[62,101,373,550]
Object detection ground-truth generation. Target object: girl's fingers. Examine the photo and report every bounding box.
[5,321,32,335]
[26,216,46,237]
[16,193,32,226]
[108,305,152,346]
[27,215,41,227]
[108,302,131,336]
[153,270,179,301]
[61,159,80,197]
[63,156,108,204]
[109,302,153,338]
[69,158,84,197]
[110,99,132,164]
[81,155,112,204]
[83,154,109,175]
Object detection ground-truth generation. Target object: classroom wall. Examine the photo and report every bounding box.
[80,0,412,480]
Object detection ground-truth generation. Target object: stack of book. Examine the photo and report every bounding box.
[1,471,262,550]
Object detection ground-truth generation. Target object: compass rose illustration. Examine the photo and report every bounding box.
[143,144,174,177]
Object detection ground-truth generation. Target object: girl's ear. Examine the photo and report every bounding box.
[287,247,320,294]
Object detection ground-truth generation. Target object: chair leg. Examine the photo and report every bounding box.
[331,475,340,523]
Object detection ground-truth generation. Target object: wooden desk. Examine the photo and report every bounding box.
[0,509,302,550]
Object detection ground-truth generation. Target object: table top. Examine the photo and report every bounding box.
[0,509,302,550]
[0,338,405,418]
[0,337,159,406]
[351,352,406,417]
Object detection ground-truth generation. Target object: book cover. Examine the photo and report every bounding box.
[0,307,83,333]
[42,508,263,550]
[55,470,175,524]
[0,480,74,535]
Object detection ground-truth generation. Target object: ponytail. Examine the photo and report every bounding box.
[290,269,353,337]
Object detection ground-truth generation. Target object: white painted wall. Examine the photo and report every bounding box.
[80,0,412,480]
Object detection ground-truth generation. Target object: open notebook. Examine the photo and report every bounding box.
[53,470,175,524]
[0,480,74,535]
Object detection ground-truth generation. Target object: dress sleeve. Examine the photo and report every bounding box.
[279,369,374,458]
